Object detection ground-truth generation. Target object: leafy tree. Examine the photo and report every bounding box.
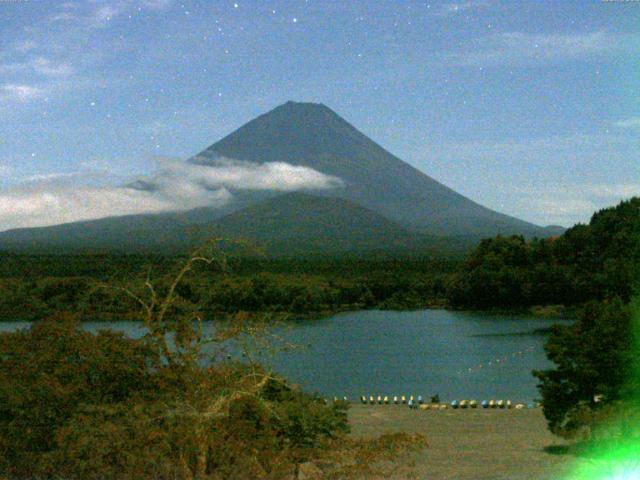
[448,197,640,310]
[0,313,156,477]
[533,299,634,438]
[0,241,426,479]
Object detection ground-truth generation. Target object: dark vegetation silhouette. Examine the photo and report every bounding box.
[524,199,639,440]
[0,254,454,321]
[0,197,637,473]
[446,198,640,310]
[449,197,640,446]
[0,241,427,479]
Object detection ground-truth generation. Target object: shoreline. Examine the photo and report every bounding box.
[0,303,574,323]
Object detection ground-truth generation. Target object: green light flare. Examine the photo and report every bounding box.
[562,298,640,480]
[632,296,640,397]
[566,438,640,480]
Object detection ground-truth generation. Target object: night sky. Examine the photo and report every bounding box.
[1,0,638,229]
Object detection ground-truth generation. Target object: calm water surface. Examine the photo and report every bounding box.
[0,309,567,402]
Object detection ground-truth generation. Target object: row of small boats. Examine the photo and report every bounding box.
[355,396,537,409]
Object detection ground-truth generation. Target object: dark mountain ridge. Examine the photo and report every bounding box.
[194,101,551,237]
[0,192,476,256]
[0,101,560,255]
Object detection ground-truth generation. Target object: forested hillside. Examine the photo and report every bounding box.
[527,199,640,439]
[0,254,455,321]
[447,198,640,310]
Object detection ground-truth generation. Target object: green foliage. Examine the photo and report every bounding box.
[0,255,455,321]
[0,313,157,477]
[0,316,356,479]
[0,244,425,479]
[533,299,634,437]
[448,198,640,310]
[437,197,640,443]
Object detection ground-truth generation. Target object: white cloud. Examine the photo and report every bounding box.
[48,11,80,23]
[0,84,45,103]
[409,131,638,226]
[0,158,343,231]
[48,0,175,28]
[144,120,170,137]
[1,57,75,79]
[89,5,123,28]
[0,182,220,232]
[31,57,75,77]
[142,0,175,10]
[14,40,38,53]
[615,117,640,130]
[583,183,640,199]
[440,31,639,67]
[434,1,492,16]
[184,157,343,192]
[508,183,640,226]
[0,0,176,109]
[0,0,174,106]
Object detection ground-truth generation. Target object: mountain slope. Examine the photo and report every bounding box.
[193,101,550,237]
[0,193,469,256]
[0,101,560,254]
[213,192,426,254]
[0,190,279,253]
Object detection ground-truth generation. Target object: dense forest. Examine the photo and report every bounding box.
[0,254,455,321]
[0,198,637,477]
[0,244,428,479]
[516,198,639,440]
[446,197,640,310]
[0,306,425,479]
[440,198,640,439]
[0,199,638,322]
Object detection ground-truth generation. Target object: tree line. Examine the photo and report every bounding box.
[0,256,454,321]
[0,243,426,479]
[0,197,638,451]
[446,198,639,310]
[446,197,640,441]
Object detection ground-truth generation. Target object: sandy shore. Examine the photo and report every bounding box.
[348,404,587,480]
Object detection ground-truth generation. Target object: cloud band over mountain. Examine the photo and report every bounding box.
[0,157,343,231]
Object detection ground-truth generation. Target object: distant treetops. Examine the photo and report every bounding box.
[447,197,640,310]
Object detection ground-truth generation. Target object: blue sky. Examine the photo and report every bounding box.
[0,0,638,229]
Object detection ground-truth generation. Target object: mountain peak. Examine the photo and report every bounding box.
[0,101,557,253]
[281,100,327,109]
[267,100,341,122]
[194,100,360,166]
[192,102,549,237]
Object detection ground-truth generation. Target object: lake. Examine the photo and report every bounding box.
[0,309,566,402]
